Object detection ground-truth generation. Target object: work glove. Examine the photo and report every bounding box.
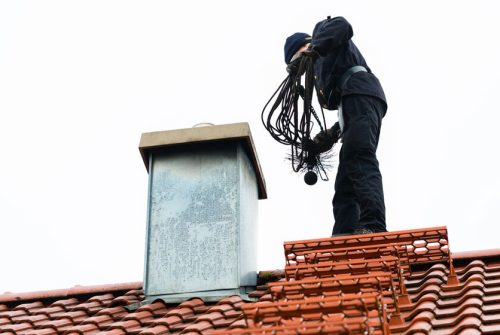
[286,57,305,76]
[300,47,320,61]
[287,46,319,75]
[311,122,341,153]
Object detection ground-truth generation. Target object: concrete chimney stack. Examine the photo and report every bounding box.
[138,122,266,303]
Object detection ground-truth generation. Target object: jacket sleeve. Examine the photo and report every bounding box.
[311,16,353,56]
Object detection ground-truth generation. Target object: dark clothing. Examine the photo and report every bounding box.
[332,95,386,234]
[310,16,387,234]
[311,17,386,110]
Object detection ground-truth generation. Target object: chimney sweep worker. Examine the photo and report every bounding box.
[284,16,387,236]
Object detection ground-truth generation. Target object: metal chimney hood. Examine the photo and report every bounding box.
[138,122,266,303]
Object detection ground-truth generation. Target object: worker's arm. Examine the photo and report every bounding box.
[310,16,353,56]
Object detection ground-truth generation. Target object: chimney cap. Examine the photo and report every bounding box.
[139,122,267,199]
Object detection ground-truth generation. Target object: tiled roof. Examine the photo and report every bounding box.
[2,226,500,334]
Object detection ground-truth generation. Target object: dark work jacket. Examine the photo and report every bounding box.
[311,16,387,111]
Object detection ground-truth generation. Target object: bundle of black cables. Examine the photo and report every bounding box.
[261,52,332,185]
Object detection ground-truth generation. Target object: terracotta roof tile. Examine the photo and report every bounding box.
[13,302,44,312]
[50,310,88,323]
[0,311,27,320]
[107,319,141,332]
[148,315,182,328]
[136,325,169,335]
[2,226,500,334]
[135,302,167,318]
[50,299,79,310]
[94,329,126,335]
[179,320,213,334]
[20,328,58,335]
[63,323,99,335]
[11,314,49,326]
[32,306,65,317]
[80,314,114,329]
[0,323,33,333]
[123,311,154,326]
[165,308,194,321]
[95,307,128,321]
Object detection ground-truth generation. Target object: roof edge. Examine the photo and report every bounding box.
[0,281,142,304]
[453,248,500,261]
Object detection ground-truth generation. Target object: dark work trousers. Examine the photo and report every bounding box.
[332,94,387,235]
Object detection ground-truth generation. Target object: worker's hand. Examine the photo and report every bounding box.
[301,46,320,60]
[286,57,305,76]
[311,122,341,152]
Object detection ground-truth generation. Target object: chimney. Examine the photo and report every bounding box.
[138,122,267,303]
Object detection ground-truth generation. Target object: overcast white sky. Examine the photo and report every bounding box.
[1,1,500,294]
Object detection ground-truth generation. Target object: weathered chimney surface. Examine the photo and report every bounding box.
[139,122,266,303]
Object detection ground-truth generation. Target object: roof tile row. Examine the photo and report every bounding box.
[2,227,500,334]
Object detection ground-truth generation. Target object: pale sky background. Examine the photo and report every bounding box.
[1,1,500,293]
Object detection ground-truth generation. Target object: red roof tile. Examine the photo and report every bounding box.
[1,227,500,334]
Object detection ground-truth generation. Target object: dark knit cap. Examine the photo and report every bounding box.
[284,32,311,64]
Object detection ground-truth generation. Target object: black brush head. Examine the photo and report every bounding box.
[304,170,318,185]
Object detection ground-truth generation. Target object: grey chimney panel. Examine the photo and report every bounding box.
[144,142,258,297]
[237,145,258,286]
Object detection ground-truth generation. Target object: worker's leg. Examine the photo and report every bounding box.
[332,146,360,235]
[332,94,386,233]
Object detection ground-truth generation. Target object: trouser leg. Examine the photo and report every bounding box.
[332,94,386,234]
[332,146,360,235]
